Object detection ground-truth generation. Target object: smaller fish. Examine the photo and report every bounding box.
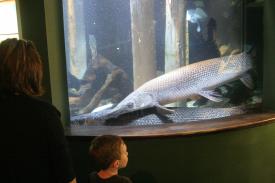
[105,106,247,126]
[72,105,249,126]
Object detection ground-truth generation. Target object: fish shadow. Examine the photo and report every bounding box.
[104,107,174,126]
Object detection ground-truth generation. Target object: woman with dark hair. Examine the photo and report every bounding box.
[0,38,77,183]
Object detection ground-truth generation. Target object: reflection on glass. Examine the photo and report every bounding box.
[0,0,19,42]
[62,0,263,126]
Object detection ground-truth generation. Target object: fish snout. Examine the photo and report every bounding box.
[90,108,116,121]
[89,105,128,121]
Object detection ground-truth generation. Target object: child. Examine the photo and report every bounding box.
[89,135,132,183]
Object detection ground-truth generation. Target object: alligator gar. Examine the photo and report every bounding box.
[89,52,253,121]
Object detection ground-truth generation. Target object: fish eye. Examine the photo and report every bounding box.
[127,102,134,109]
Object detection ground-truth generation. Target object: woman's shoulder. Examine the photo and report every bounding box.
[28,96,61,116]
[26,96,63,129]
[0,91,59,114]
[11,94,61,118]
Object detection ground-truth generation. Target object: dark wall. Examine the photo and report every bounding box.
[16,0,70,123]
[16,0,51,102]
[263,0,275,110]
[16,0,275,183]
[69,124,275,183]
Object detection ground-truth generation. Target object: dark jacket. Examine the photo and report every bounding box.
[89,172,132,183]
[0,92,75,183]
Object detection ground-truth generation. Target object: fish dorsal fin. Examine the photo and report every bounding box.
[240,73,254,89]
[198,90,223,102]
[218,52,242,74]
[155,104,175,115]
[218,56,231,73]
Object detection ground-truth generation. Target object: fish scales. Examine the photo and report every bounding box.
[126,106,245,126]
[137,52,251,105]
[99,106,246,126]
[89,52,252,121]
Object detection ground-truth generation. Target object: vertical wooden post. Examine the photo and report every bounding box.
[65,0,87,79]
[165,0,186,72]
[130,0,157,89]
[165,0,186,107]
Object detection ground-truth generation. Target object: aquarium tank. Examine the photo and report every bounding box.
[62,0,263,127]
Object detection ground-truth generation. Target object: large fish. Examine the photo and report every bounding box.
[89,52,253,121]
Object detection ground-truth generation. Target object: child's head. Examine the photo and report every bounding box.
[89,135,128,171]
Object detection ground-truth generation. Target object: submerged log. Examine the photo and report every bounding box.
[65,0,87,79]
[130,0,157,89]
[165,0,187,107]
[79,68,128,114]
[165,0,186,71]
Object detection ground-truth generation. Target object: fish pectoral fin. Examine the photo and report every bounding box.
[198,90,223,102]
[240,73,254,89]
[155,104,175,115]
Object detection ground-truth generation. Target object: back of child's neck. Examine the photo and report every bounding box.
[98,168,118,179]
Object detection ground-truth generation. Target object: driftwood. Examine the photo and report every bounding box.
[68,34,131,115]
[69,48,131,114]
[78,68,126,114]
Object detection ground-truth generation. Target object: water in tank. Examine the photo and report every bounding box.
[62,0,263,126]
